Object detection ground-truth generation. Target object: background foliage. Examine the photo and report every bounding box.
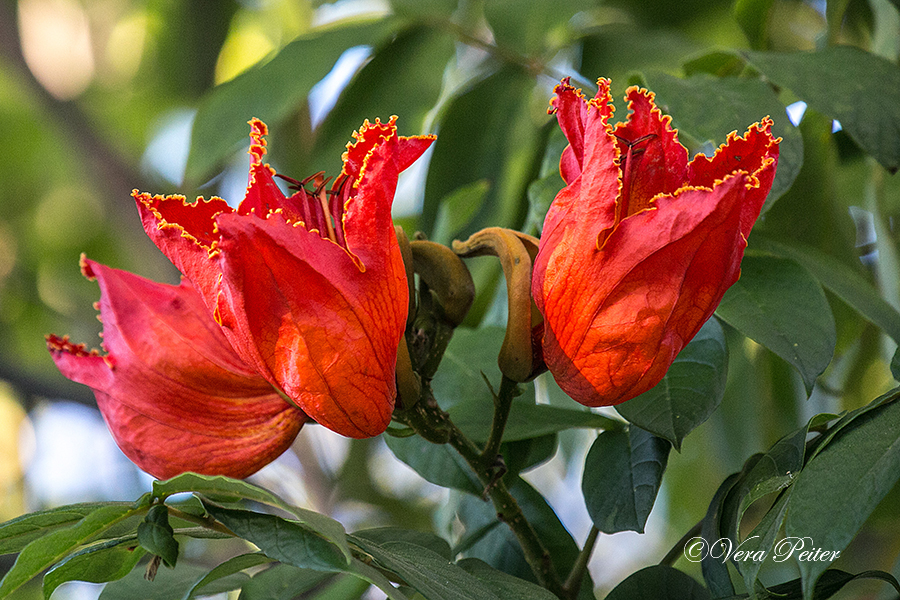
[1,0,900,598]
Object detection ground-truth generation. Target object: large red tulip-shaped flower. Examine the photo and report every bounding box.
[132,118,431,437]
[47,258,306,479]
[49,118,432,478]
[533,78,779,407]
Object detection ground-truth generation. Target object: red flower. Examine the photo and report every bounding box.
[533,78,779,407]
[47,258,305,480]
[133,117,432,437]
[49,118,433,477]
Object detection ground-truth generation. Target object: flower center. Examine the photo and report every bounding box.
[276,172,351,249]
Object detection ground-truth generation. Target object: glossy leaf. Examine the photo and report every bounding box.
[582,427,670,534]
[605,565,711,600]
[716,253,836,394]
[616,318,728,450]
[352,528,452,560]
[753,236,900,344]
[184,553,273,600]
[643,71,802,206]
[99,560,247,600]
[744,46,900,173]
[186,18,400,183]
[0,504,140,598]
[785,395,900,597]
[152,473,350,561]
[137,505,178,568]
[201,502,349,573]
[43,538,145,600]
[456,558,558,600]
[236,563,333,600]
[0,503,132,556]
[383,434,482,495]
[349,537,501,600]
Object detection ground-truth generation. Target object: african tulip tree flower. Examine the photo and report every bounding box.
[533,78,779,407]
[132,117,432,438]
[49,118,433,478]
[47,258,306,480]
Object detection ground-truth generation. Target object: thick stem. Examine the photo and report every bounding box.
[397,389,566,597]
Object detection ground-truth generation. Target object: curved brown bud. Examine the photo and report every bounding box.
[410,240,475,327]
[395,334,421,409]
[453,227,542,382]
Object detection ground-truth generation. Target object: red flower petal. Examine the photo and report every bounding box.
[47,258,305,479]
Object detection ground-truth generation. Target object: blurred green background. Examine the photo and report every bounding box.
[1,0,900,598]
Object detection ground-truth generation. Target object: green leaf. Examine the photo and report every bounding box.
[582,427,671,534]
[455,477,593,600]
[451,401,619,443]
[137,505,178,569]
[152,473,350,562]
[43,538,145,599]
[753,236,900,344]
[733,0,776,49]
[421,66,543,236]
[747,569,900,599]
[0,503,131,556]
[344,557,410,600]
[383,434,483,495]
[605,565,711,600]
[483,0,593,55]
[185,18,400,183]
[348,537,499,600]
[431,180,491,246]
[784,395,900,598]
[699,471,743,597]
[716,253,836,394]
[309,25,455,176]
[184,553,273,600]
[201,502,349,573]
[100,560,247,600]
[236,563,333,600]
[616,317,728,450]
[0,503,140,598]
[743,46,900,173]
[456,558,558,600]
[352,528,452,560]
[643,71,803,207]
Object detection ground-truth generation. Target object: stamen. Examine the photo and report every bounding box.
[614,133,657,220]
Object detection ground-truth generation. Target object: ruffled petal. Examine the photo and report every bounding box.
[47,258,305,479]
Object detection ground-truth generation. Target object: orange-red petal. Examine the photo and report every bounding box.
[47,258,305,479]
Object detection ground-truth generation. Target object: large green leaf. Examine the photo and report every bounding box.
[152,473,349,561]
[716,253,836,394]
[643,71,803,207]
[456,558,558,600]
[0,503,132,556]
[784,395,900,598]
[137,505,178,568]
[184,553,273,600]
[744,46,900,173]
[185,18,400,183]
[236,563,333,600]
[99,560,247,600]
[483,0,593,55]
[605,565,711,600]
[753,236,900,345]
[616,317,728,450]
[0,504,141,598]
[349,537,500,600]
[201,503,349,573]
[383,434,483,495]
[582,427,671,534]
[43,538,146,600]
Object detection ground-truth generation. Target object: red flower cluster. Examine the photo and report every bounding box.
[48,118,433,479]
[532,78,779,407]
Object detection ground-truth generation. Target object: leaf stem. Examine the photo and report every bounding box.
[481,375,519,464]
[563,526,599,597]
[659,520,702,567]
